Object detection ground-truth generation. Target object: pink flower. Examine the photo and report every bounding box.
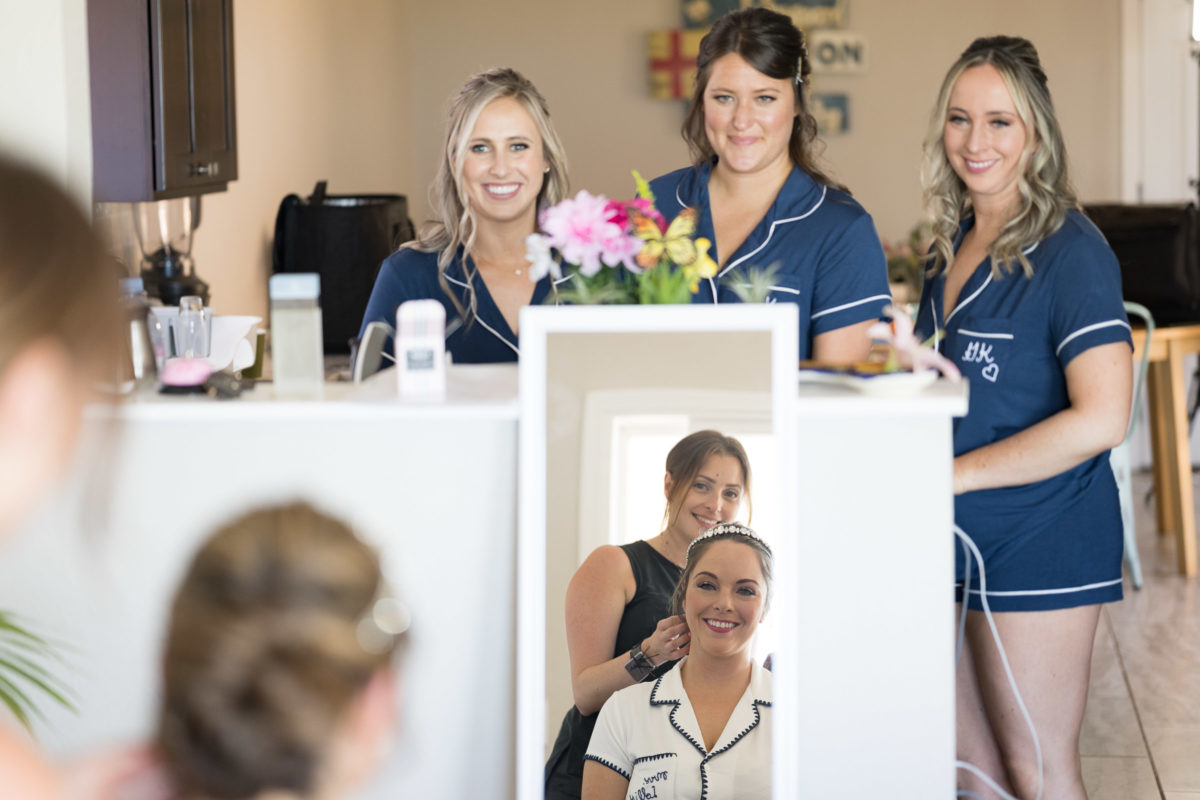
[539,190,645,277]
[600,225,643,274]
[540,190,615,276]
[604,198,629,230]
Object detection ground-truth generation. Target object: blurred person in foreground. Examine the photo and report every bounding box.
[154,502,405,800]
[0,155,124,799]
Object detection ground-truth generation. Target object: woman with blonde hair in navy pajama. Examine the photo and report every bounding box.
[914,36,1132,800]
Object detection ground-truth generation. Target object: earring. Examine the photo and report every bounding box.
[544,166,550,174]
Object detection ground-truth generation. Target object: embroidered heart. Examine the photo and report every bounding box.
[981,362,999,383]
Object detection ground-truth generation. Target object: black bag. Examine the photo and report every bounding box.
[1084,203,1200,327]
[273,181,415,353]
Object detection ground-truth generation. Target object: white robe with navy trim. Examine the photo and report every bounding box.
[585,659,772,800]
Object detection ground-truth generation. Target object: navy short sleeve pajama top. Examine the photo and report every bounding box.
[649,162,891,360]
[914,210,1133,611]
[359,246,565,364]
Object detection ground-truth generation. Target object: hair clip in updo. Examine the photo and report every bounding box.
[686,521,772,562]
[355,582,412,655]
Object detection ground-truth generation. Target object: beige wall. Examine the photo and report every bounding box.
[0,0,92,204]
[190,0,1121,319]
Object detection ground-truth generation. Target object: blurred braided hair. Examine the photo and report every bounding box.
[921,36,1078,279]
[156,503,400,799]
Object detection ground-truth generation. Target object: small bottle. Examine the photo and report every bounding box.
[269,273,324,398]
[396,299,446,400]
[119,277,158,387]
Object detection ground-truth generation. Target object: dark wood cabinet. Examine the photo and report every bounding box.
[89,0,237,201]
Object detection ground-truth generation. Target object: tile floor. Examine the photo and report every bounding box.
[1080,471,1200,800]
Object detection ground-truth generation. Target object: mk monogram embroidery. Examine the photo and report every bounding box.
[962,340,999,382]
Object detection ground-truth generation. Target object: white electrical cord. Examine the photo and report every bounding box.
[956,538,971,668]
[953,524,1044,800]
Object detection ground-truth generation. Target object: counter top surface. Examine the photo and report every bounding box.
[89,363,520,421]
[795,375,969,416]
[89,364,967,421]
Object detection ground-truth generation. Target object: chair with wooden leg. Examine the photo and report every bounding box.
[1110,301,1154,589]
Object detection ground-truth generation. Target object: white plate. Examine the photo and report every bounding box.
[797,368,939,396]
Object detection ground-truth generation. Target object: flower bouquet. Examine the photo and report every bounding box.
[524,172,718,305]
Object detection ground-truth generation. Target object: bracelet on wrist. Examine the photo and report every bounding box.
[624,642,656,682]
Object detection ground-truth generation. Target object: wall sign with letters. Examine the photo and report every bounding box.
[808,29,867,75]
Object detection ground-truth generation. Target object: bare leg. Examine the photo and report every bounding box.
[967,605,1100,800]
[956,602,1014,799]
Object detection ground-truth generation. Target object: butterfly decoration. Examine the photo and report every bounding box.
[630,207,699,270]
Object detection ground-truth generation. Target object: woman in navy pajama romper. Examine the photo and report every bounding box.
[359,68,570,364]
[914,37,1132,799]
[649,8,890,363]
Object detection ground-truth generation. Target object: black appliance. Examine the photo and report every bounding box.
[273,181,415,354]
[1084,203,1200,326]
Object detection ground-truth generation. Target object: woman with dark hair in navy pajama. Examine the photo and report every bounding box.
[649,7,890,362]
[914,37,1132,800]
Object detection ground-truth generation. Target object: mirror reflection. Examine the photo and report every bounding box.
[542,330,779,799]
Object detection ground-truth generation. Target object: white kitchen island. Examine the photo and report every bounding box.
[777,378,968,799]
[2,364,968,800]
[0,365,521,800]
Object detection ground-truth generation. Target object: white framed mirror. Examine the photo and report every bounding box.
[517,304,799,799]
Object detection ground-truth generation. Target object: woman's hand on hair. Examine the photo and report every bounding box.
[643,615,690,666]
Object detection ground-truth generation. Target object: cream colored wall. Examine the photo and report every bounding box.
[190,0,414,316]
[0,0,92,205]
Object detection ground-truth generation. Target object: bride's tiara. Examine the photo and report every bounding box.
[686,522,772,562]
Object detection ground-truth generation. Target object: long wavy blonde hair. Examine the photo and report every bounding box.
[921,36,1078,279]
[408,68,569,320]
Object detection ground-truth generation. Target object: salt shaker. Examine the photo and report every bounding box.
[269,273,324,397]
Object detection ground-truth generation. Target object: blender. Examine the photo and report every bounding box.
[131,196,210,306]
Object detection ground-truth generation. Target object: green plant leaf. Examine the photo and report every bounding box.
[631,170,655,204]
[722,262,782,303]
[0,672,40,729]
[0,652,75,710]
[0,612,76,736]
[0,613,49,643]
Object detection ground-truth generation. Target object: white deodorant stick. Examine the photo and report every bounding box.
[396,299,446,400]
